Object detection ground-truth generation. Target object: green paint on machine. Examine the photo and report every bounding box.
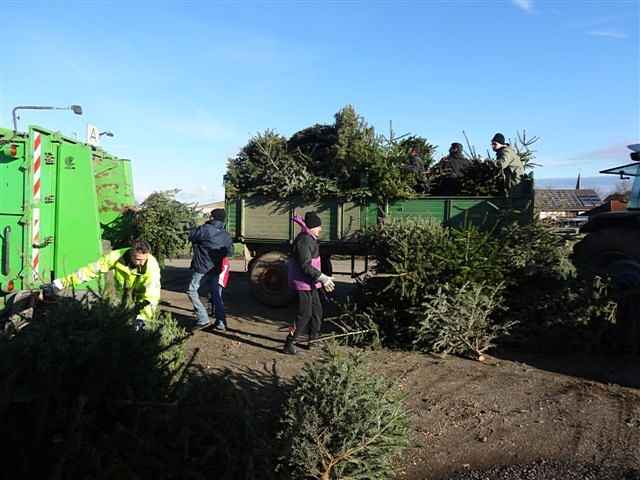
[0,125,136,309]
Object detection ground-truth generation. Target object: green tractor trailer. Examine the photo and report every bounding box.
[0,125,135,317]
[226,179,534,306]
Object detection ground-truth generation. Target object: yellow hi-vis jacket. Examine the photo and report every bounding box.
[54,248,161,321]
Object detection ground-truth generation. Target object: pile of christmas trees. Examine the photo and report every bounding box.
[224,106,534,202]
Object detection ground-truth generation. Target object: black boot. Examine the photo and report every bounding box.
[308,333,320,350]
[283,334,297,355]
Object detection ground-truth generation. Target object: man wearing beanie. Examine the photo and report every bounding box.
[491,133,525,191]
[284,211,335,355]
[187,208,234,330]
[491,133,524,176]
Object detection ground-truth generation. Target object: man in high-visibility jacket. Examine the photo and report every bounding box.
[47,239,161,329]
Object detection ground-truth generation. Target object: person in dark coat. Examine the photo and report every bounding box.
[404,147,428,192]
[406,147,426,174]
[283,211,335,355]
[187,208,233,330]
[437,143,471,178]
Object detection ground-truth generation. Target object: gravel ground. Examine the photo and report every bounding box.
[445,460,640,480]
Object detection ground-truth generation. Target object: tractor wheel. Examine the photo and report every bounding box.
[249,251,295,307]
[573,227,640,353]
[573,227,640,277]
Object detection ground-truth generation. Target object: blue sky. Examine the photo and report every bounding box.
[2,0,638,203]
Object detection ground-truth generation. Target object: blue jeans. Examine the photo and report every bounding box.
[187,271,225,326]
[188,271,210,325]
[209,272,225,327]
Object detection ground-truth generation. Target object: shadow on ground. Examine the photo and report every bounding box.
[161,262,354,328]
[151,362,288,479]
[493,349,640,389]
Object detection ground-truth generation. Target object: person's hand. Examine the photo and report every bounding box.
[41,284,54,300]
[318,274,335,292]
[41,281,62,300]
[134,317,146,332]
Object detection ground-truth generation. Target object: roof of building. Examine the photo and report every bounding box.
[194,200,225,213]
[534,189,601,212]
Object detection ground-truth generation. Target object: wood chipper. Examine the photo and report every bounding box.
[0,124,135,324]
[573,144,640,353]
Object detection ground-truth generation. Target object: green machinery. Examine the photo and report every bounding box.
[226,180,534,306]
[573,145,640,352]
[0,125,135,314]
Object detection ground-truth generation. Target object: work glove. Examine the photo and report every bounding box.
[134,317,146,332]
[42,279,64,299]
[134,300,150,315]
[318,274,336,293]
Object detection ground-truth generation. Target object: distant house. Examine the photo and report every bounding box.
[194,200,225,216]
[534,189,601,221]
[581,196,628,219]
[602,191,631,204]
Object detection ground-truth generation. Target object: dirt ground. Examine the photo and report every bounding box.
[161,259,640,480]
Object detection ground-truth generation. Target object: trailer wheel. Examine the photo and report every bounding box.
[249,251,295,307]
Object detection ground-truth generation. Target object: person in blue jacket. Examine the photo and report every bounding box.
[187,208,233,330]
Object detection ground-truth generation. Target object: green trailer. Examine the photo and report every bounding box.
[226,179,533,306]
[0,125,135,316]
[92,148,135,244]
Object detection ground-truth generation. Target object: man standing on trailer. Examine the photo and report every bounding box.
[405,147,428,192]
[437,142,471,178]
[187,208,233,330]
[283,211,335,355]
[491,133,525,191]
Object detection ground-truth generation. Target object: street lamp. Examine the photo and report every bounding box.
[99,130,114,138]
[12,104,83,132]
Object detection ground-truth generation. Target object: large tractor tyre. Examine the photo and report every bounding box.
[608,257,640,355]
[249,251,295,307]
[573,227,640,278]
[573,227,640,353]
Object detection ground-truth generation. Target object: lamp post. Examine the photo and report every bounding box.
[12,104,83,131]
